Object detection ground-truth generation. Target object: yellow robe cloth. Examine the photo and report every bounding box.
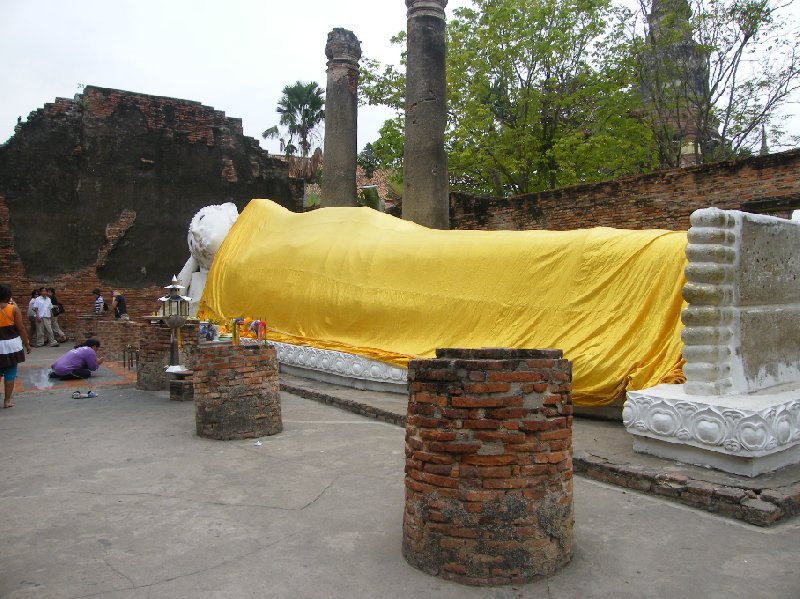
[202,199,687,406]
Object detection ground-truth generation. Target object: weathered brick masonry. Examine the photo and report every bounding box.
[193,344,282,440]
[403,348,574,586]
[136,319,199,391]
[0,85,303,337]
[75,314,142,362]
[450,149,800,231]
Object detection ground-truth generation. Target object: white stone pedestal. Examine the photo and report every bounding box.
[624,384,800,477]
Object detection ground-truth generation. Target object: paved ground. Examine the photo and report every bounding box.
[1,346,799,598]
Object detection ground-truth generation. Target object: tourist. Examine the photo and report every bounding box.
[32,287,59,347]
[0,284,32,408]
[26,289,38,347]
[47,288,68,343]
[110,290,129,320]
[92,288,105,315]
[50,339,104,380]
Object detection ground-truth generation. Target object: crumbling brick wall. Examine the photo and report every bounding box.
[450,149,800,231]
[0,85,305,336]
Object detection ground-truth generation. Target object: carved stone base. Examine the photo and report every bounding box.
[241,339,408,393]
[623,384,800,477]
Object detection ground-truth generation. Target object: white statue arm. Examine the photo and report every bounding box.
[178,255,199,291]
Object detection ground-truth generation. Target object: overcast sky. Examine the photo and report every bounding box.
[0,0,471,154]
[1,0,797,155]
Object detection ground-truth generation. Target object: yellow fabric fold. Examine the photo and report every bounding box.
[202,199,687,407]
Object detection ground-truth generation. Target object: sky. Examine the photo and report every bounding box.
[0,0,798,155]
[0,0,471,154]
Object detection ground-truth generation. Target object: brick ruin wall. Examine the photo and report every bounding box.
[3,86,798,340]
[0,86,304,337]
[450,149,800,231]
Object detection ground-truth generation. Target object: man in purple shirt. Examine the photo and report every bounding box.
[50,339,104,379]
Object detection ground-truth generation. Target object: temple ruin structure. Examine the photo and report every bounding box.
[403,0,450,229]
[624,208,800,475]
[321,28,362,208]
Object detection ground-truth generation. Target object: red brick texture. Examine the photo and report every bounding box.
[0,194,165,339]
[1,85,304,336]
[75,315,142,362]
[450,148,800,232]
[193,344,282,440]
[402,348,574,586]
[136,319,199,391]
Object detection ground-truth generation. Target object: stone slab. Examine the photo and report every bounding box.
[624,383,800,476]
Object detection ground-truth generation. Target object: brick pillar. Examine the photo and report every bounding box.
[194,344,282,440]
[136,318,172,390]
[136,319,199,391]
[76,314,108,342]
[403,0,449,229]
[75,317,142,362]
[179,320,200,369]
[403,348,574,585]
[321,28,361,208]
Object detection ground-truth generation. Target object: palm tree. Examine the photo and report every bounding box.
[263,81,325,158]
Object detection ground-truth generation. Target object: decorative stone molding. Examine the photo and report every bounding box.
[624,384,800,476]
[241,338,407,387]
[626,208,800,475]
[682,207,800,395]
[406,0,447,19]
[325,28,362,67]
[681,208,738,395]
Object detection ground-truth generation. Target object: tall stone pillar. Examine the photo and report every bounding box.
[321,28,362,208]
[403,0,449,229]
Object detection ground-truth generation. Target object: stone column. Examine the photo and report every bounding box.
[194,344,282,440]
[403,0,449,229]
[403,348,574,585]
[136,318,172,391]
[321,28,362,208]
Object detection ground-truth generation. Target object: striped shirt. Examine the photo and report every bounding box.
[0,303,25,368]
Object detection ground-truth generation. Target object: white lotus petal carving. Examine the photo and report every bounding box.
[241,339,408,386]
[624,387,800,460]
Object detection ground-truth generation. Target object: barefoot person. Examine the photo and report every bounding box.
[50,339,104,380]
[0,284,32,408]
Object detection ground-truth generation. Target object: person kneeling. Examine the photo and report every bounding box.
[50,339,104,379]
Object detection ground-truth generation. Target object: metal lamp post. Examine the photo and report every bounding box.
[159,275,191,372]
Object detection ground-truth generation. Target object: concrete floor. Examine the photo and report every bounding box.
[1,347,799,598]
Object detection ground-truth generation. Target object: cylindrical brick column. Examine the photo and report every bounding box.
[403,348,574,585]
[321,28,362,208]
[194,344,282,440]
[136,318,172,390]
[403,0,449,229]
[136,319,200,391]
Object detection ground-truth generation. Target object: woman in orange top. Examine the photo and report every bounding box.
[0,284,32,408]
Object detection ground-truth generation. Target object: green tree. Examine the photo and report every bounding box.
[632,0,800,167]
[371,117,406,178]
[359,40,407,182]
[263,81,325,157]
[357,143,380,179]
[447,0,656,195]
[361,0,655,196]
